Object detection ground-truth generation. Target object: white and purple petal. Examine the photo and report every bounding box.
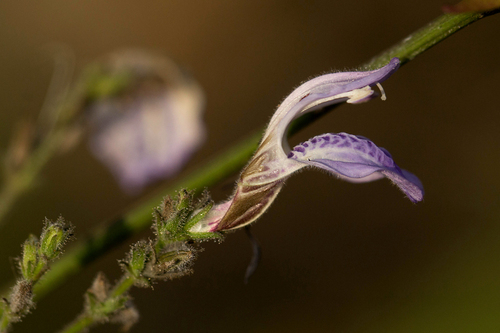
[244,59,402,187]
[188,58,423,234]
[262,58,401,152]
[288,133,423,202]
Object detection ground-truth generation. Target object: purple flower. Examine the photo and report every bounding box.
[85,50,205,193]
[190,58,423,233]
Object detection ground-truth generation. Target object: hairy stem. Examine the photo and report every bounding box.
[0,128,69,225]
[58,276,137,333]
[0,218,73,332]
[58,315,94,333]
[110,276,135,299]
[1,311,11,332]
[1,10,498,304]
[0,47,78,228]
[362,10,500,70]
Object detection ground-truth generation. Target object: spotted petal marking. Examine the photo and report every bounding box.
[288,133,424,202]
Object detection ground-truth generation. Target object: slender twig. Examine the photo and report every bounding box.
[1,311,11,332]
[1,10,498,305]
[110,276,135,299]
[0,47,81,227]
[0,127,73,223]
[59,316,94,333]
[59,277,136,333]
[362,10,500,70]
[0,218,74,332]
[60,195,202,333]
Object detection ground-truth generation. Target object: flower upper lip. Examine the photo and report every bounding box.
[263,58,401,151]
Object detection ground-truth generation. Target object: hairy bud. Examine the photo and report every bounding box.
[20,235,42,281]
[39,217,74,261]
[120,241,153,287]
[9,280,35,321]
[144,242,195,280]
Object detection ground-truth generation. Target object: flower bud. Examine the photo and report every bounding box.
[144,242,195,280]
[164,189,195,234]
[184,198,214,233]
[20,235,41,280]
[85,272,128,320]
[122,241,152,279]
[39,217,74,261]
[153,191,195,248]
[9,280,34,317]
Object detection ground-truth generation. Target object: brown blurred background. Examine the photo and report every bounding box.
[1,1,500,332]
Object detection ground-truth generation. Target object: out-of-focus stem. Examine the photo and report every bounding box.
[110,276,135,299]
[58,315,94,333]
[1,10,498,304]
[0,311,11,332]
[0,127,69,224]
[58,276,136,333]
[362,10,500,70]
[0,46,79,228]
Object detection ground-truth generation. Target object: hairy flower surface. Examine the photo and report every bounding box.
[85,50,205,193]
[190,58,423,233]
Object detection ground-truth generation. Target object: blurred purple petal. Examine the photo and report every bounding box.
[85,50,205,193]
[289,133,424,202]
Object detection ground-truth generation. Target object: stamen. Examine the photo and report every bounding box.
[376,83,386,101]
[345,86,374,104]
[244,226,261,284]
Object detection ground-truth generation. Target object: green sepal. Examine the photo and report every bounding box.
[126,241,151,278]
[164,208,190,235]
[101,295,128,317]
[153,191,197,247]
[175,189,193,213]
[85,291,100,314]
[39,218,73,261]
[183,200,214,231]
[187,231,224,241]
[156,249,191,265]
[20,235,44,281]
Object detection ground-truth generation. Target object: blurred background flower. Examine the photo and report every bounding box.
[83,50,205,193]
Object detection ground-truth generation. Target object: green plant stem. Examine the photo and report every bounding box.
[59,276,136,333]
[110,276,135,299]
[1,10,498,304]
[362,10,500,70]
[1,311,11,332]
[0,49,82,227]
[0,125,75,226]
[59,315,94,333]
[0,219,74,332]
